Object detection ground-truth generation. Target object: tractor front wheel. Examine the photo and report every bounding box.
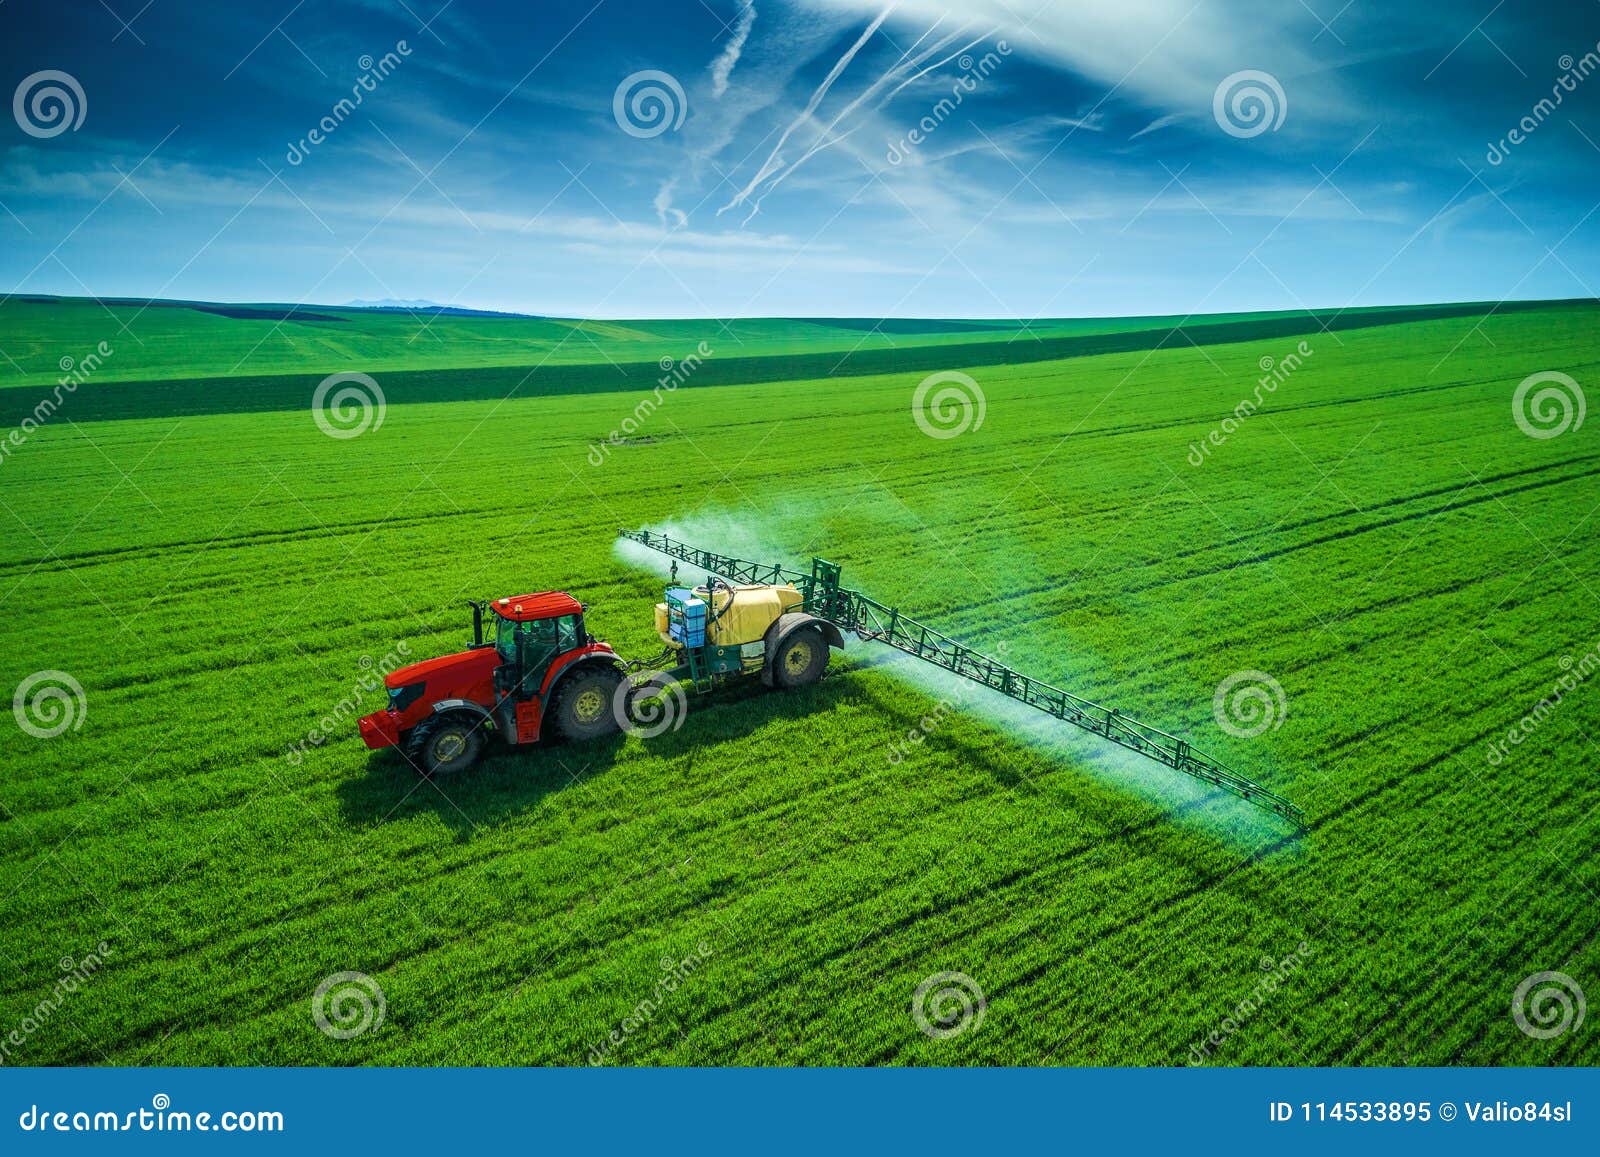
[403,711,487,777]
[550,667,624,742]
[773,626,828,688]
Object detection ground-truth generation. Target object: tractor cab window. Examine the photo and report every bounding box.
[495,616,519,661]
[495,615,579,663]
[555,613,581,652]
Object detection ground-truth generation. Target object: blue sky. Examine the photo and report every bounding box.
[1,0,1597,317]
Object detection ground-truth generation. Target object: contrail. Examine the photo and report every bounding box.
[710,1,757,98]
[734,19,968,223]
[718,4,896,218]
[749,21,989,211]
[874,26,999,110]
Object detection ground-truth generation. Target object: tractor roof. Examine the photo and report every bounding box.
[491,591,582,622]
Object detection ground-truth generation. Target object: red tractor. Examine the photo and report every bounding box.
[358,574,845,776]
[358,592,632,775]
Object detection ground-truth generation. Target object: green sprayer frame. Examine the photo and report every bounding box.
[620,529,1303,825]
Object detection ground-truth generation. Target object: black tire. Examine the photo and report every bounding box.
[402,711,486,777]
[549,666,624,742]
[772,625,828,688]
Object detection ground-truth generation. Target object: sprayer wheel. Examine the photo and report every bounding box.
[773,626,827,688]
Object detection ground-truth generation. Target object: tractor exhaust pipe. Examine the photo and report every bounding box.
[469,599,486,648]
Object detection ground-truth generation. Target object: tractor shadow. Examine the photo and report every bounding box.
[335,732,629,841]
[333,673,865,841]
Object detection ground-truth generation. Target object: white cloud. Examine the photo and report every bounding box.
[1129,112,1183,140]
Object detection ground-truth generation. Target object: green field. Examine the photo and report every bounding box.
[1,296,1596,1065]
[1,295,1306,388]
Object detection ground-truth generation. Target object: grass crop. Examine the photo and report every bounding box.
[0,297,1596,1065]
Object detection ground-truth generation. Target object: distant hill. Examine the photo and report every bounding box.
[343,298,445,309]
[342,298,544,319]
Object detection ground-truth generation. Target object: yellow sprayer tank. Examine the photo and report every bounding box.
[703,583,804,646]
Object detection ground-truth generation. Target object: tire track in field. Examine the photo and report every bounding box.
[4,703,1046,990]
[668,797,1304,1058]
[0,505,512,576]
[5,496,1479,866]
[1165,453,1600,561]
[12,566,1587,1043]
[18,693,1265,1040]
[5,645,871,838]
[842,838,1303,1064]
[1334,849,1598,1064]
[786,614,1592,1037]
[850,459,1600,635]
[65,814,894,1060]
[1224,463,1600,568]
[0,373,1540,584]
[2,735,1227,968]
[763,443,1591,604]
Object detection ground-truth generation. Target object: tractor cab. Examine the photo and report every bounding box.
[357,589,626,777]
[487,591,587,697]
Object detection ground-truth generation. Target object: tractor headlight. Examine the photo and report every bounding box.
[388,683,426,712]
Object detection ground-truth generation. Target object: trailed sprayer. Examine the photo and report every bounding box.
[357,529,1301,824]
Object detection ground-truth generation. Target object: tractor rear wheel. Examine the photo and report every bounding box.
[550,667,624,742]
[773,626,827,688]
[403,711,486,777]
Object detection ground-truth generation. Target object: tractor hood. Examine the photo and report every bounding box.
[383,645,500,693]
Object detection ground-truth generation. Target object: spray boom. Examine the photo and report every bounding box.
[618,528,1303,825]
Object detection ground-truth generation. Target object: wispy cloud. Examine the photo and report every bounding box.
[710,1,758,98]
[653,176,687,228]
[1129,112,1182,140]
